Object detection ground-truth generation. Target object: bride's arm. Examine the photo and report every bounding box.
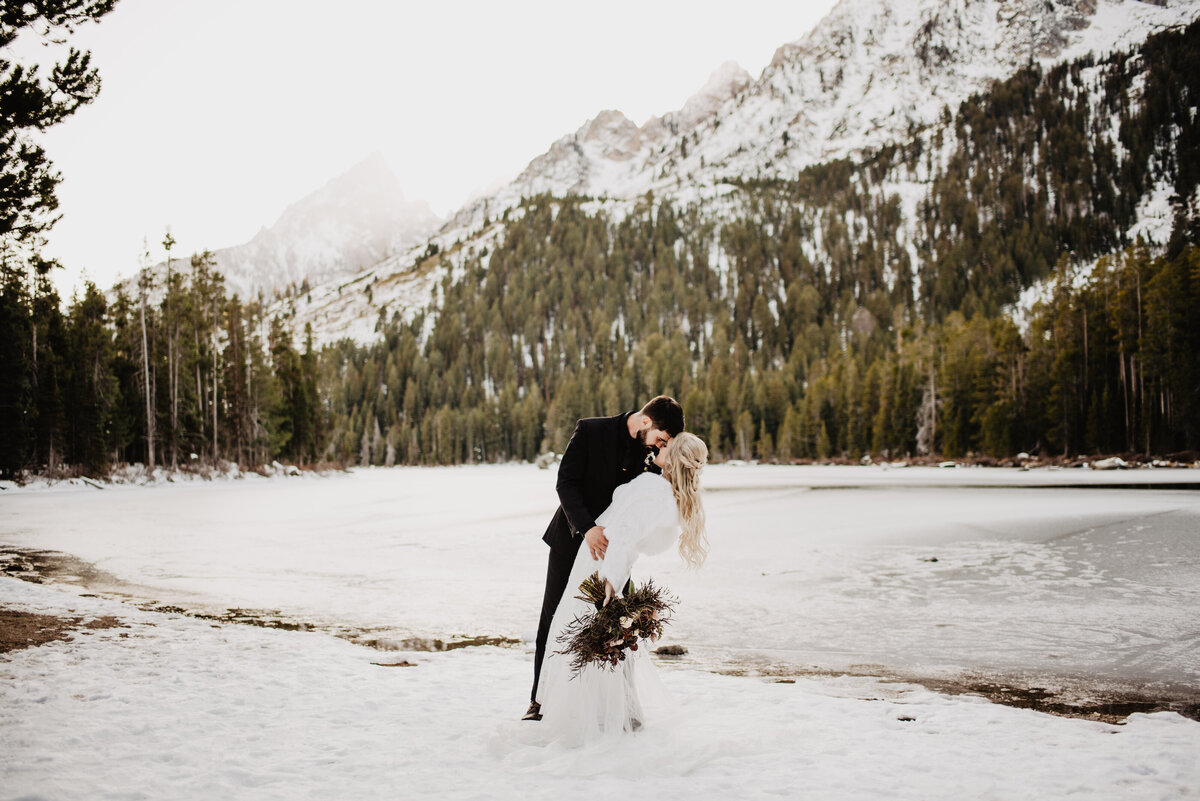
[596,486,671,595]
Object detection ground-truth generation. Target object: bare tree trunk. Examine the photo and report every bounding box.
[929,364,936,451]
[211,296,219,464]
[246,308,254,463]
[1118,346,1130,451]
[195,358,203,447]
[167,280,176,468]
[1082,305,1088,395]
[163,233,178,469]
[167,281,176,468]
[139,271,155,471]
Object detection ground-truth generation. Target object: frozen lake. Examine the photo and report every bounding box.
[3,464,1198,708]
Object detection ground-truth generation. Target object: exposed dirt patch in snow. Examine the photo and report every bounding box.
[0,607,124,654]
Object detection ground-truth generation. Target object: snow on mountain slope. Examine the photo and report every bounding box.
[706,0,1198,182]
[288,0,1200,346]
[453,0,1198,233]
[276,221,506,346]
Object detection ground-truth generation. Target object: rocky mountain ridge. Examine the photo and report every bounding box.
[275,0,1200,345]
[453,0,1198,230]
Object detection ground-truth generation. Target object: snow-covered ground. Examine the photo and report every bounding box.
[3,576,1198,801]
[3,465,1197,684]
[2,464,1199,799]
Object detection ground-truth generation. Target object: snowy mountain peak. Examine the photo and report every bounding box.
[299,151,408,208]
[699,60,752,96]
[673,60,752,128]
[269,152,410,228]
[213,154,441,299]
[578,110,641,159]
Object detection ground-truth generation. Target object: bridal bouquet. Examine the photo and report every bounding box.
[555,572,676,676]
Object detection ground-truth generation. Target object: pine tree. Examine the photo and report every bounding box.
[1,1,118,247]
[0,254,33,477]
[64,282,116,474]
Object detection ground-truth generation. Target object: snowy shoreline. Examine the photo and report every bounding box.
[3,555,1195,725]
[5,466,1198,672]
[4,463,1198,798]
[4,464,1198,719]
[2,458,1199,495]
[2,575,1199,801]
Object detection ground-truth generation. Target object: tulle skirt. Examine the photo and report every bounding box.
[533,546,675,748]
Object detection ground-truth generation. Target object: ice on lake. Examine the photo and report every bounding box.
[3,464,1198,699]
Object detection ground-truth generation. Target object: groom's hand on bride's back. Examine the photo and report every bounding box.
[585,526,608,560]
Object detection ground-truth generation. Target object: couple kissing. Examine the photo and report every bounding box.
[524,396,708,744]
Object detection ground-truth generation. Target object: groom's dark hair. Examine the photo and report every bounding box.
[640,395,684,437]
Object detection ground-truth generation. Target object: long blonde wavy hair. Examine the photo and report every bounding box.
[663,432,708,569]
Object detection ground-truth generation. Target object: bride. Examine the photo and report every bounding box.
[534,432,708,745]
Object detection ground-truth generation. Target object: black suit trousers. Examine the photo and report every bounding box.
[531,537,580,702]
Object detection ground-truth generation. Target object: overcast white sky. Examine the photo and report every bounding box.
[14,0,839,296]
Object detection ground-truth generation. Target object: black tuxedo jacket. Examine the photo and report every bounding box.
[541,412,655,551]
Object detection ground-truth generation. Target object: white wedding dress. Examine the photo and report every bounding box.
[535,472,681,746]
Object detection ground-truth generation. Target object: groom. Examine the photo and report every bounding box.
[524,395,684,721]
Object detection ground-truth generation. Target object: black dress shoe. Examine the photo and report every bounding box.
[522,701,542,721]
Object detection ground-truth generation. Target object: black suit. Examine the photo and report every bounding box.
[531,411,655,702]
